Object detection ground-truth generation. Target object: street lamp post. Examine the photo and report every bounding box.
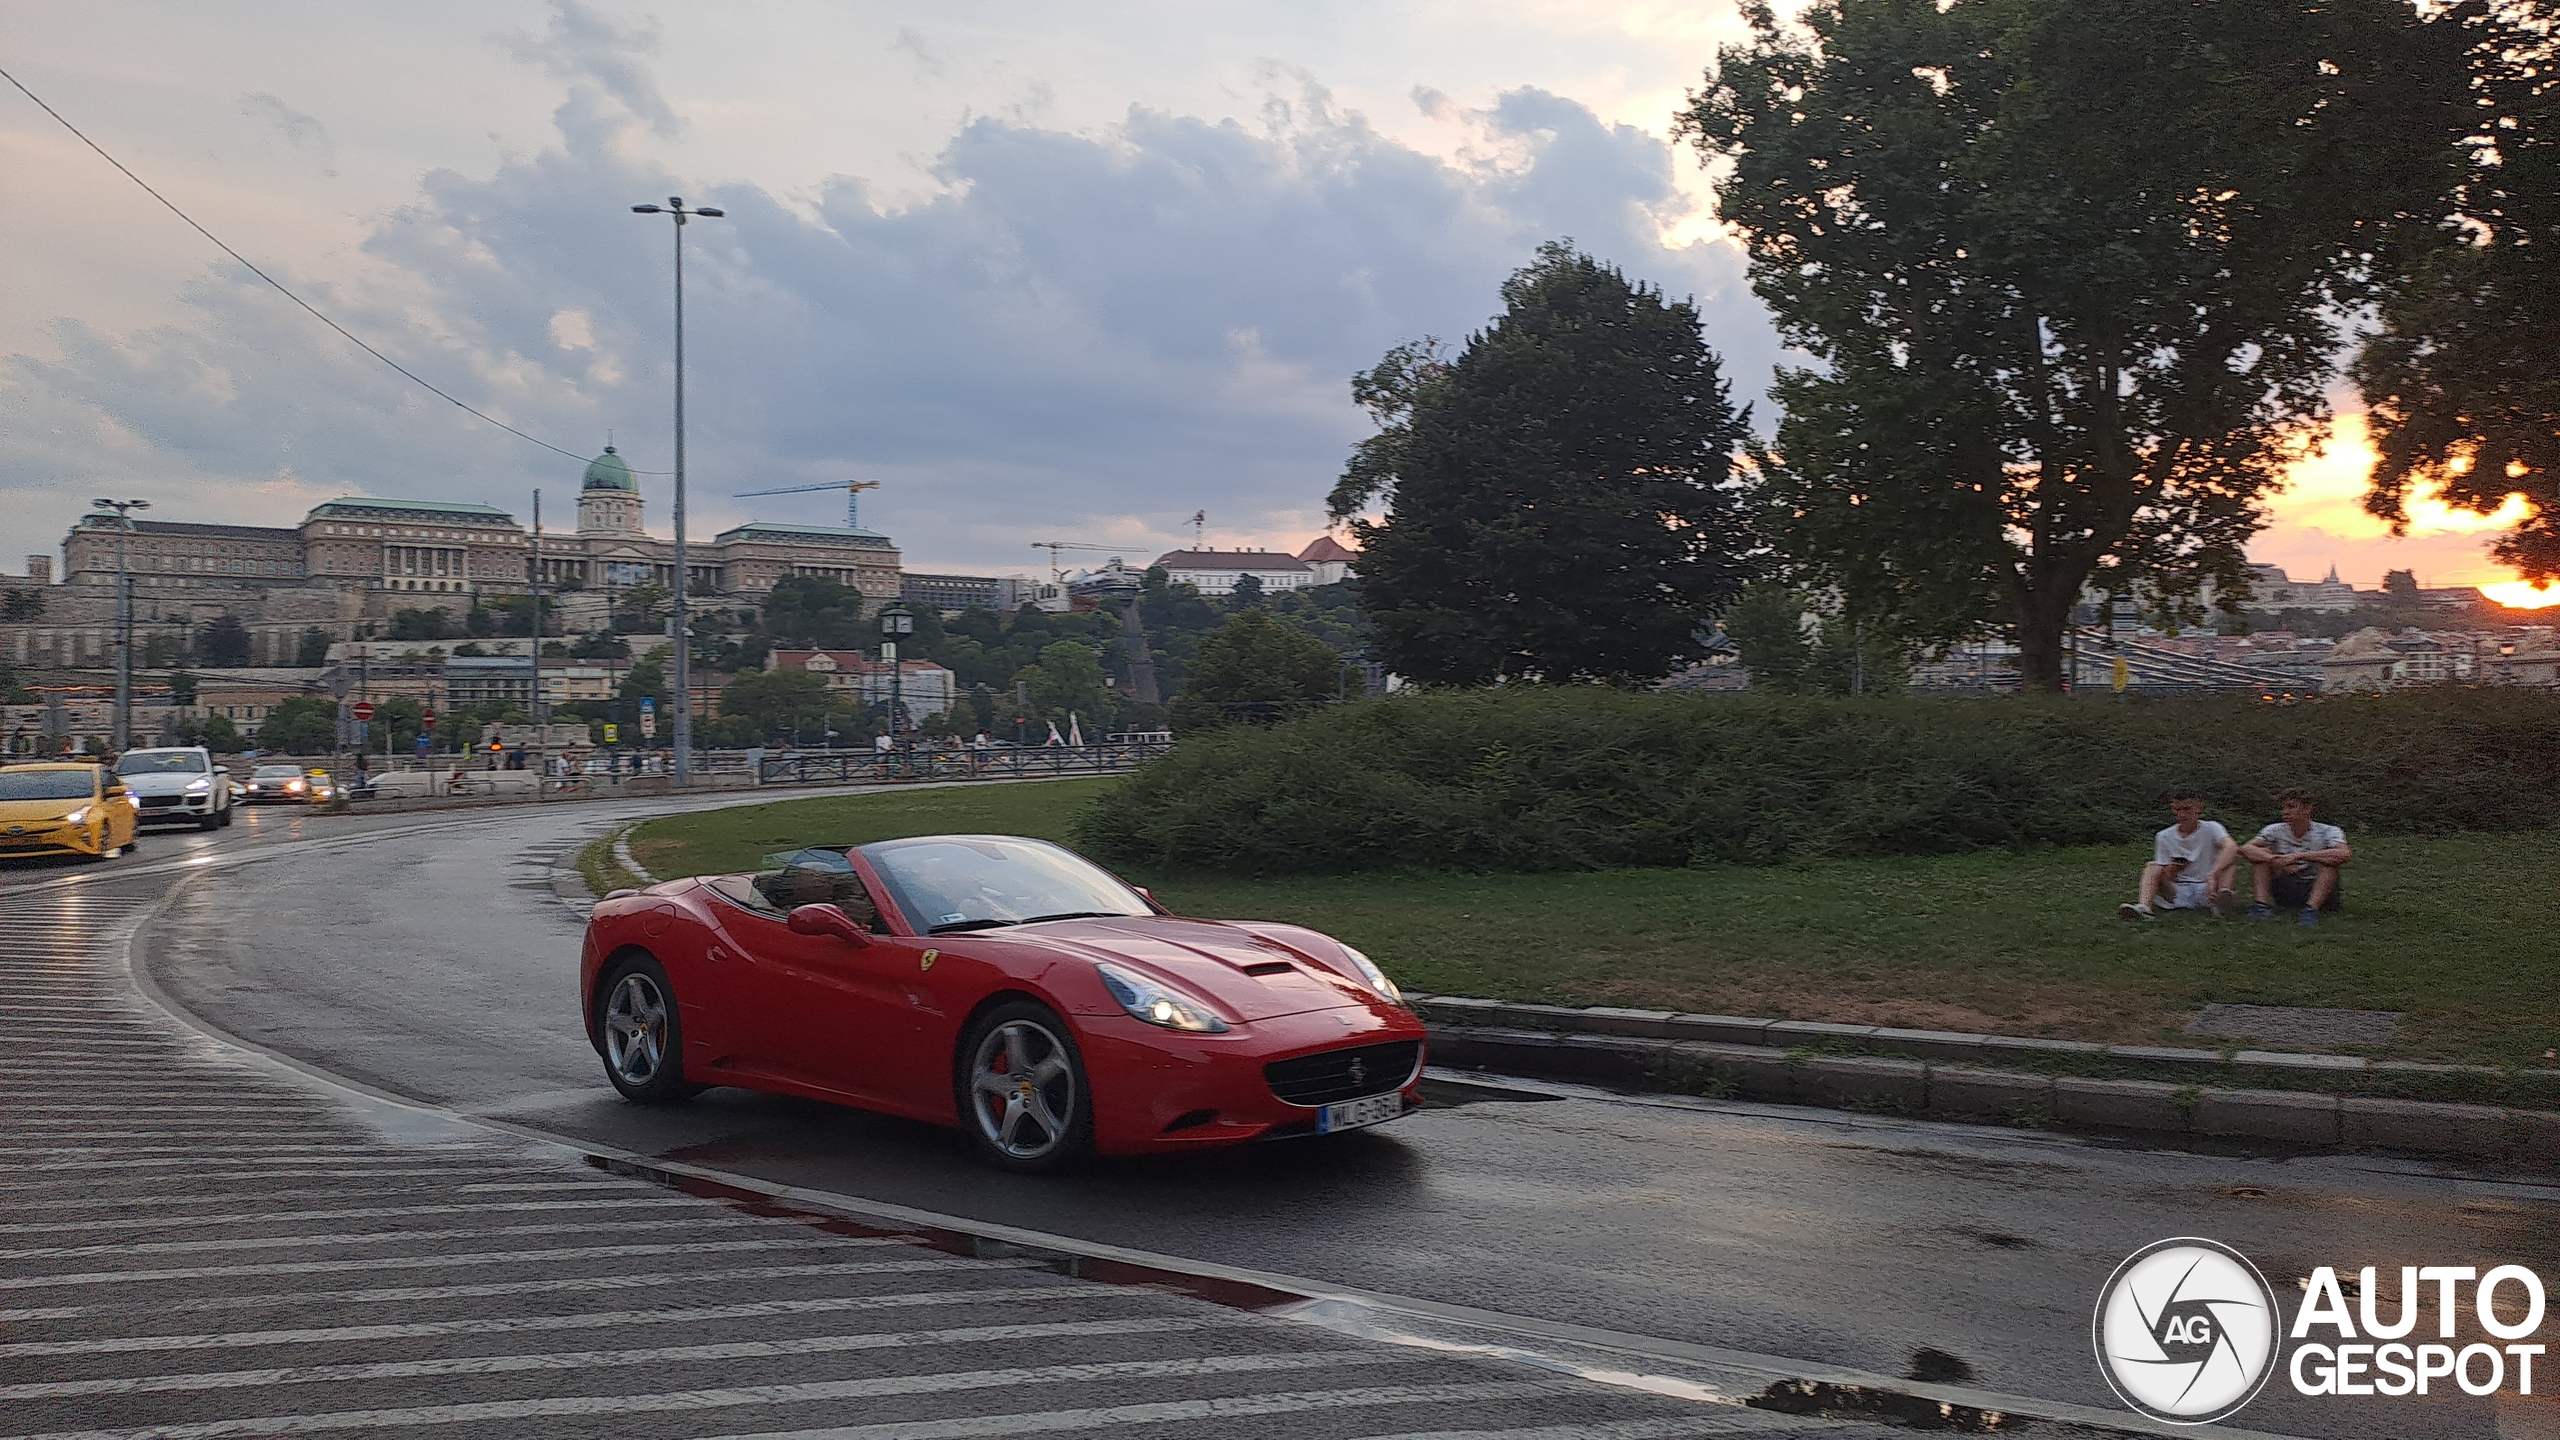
[630,196,724,787]
[879,604,913,760]
[90,498,150,751]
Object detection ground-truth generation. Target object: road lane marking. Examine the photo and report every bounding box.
[0,1154,510,1176]
[140,1255,1045,1313]
[0,1350,1412,1439]
[0,1214,782,1260]
[0,1282,1148,1356]
[0,1182,612,1213]
[1351,1414,1771,1424]
[694,1382,1563,1440]
[0,1314,1266,1398]
[0,1196,701,1236]
[0,1166,539,1190]
[0,1237,824,1289]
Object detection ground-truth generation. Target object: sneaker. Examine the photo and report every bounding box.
[2297,907,2320,927]
[2118,903,2154,920]
[2247,902,2273,920]
[2210,888,2243,919]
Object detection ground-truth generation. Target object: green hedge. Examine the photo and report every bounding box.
[1072,687,2560,874]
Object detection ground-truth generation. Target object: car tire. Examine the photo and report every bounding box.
[956,1000,1095,1174]
[594,955,699,1105]
[199,811,222,831]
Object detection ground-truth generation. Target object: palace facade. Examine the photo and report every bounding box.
[13,448,903,669]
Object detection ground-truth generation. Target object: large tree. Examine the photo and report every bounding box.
[1168,611,1345,733]
[1681,0,2474,688]
[2356,1,2560,584]
[1328,243,1752,686]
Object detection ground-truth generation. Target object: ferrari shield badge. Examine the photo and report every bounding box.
[919,949,938,972]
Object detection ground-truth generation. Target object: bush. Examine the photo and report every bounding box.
[1073,687,2560,874]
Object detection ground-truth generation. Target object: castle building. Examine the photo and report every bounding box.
[14,447,903,669]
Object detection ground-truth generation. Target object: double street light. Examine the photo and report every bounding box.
[91,497,150,751]
[629,196,723,786]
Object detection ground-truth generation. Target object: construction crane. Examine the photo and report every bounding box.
[1030,540,1130,580]
[733,478,882,529]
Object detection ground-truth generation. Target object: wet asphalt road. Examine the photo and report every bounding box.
[16,787,2559,1439]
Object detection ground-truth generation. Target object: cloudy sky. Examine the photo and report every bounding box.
[1,0,2545,602]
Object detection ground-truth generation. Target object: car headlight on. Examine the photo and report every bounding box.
[286,780,305,793]
[1097,963,1228,1033]
[1338,945,1403,1005]
[187,776,212,792]
[62,807,89,826]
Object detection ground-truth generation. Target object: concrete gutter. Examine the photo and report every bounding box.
[1411,997,2560,1165]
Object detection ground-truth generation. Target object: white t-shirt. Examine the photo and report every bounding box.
[2152,820,2231,882]
[2254,820,2346,856]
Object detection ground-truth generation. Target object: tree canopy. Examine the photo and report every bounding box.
[1168,611,1346,732]
[1681,0,2476,688]
[2355,1,2560,585]
[1331,243,1752,685]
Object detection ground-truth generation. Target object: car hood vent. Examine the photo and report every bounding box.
[1005,917,1379,1023]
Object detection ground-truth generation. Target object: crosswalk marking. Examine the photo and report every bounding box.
[0,1282,1152,1357]
[0,869,1834,1440]
[696,1382,1568,1440]
[0,1350,1414,1440]
[0,1195,706,1236]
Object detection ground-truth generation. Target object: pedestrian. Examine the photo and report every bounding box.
[2121,789,2241,920]
[2240,788,2353,925]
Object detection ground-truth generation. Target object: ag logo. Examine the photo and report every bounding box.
[2094,1237,2281,1424]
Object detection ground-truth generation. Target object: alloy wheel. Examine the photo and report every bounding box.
[968,1020,1077,1161]
[604,972,669,1085]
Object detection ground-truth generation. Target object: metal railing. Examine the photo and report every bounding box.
[756,740,1176,786]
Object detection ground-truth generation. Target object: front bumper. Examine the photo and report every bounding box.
[133,793,219,824]
[1080,1006,1429,1154]
[0,819,109,857]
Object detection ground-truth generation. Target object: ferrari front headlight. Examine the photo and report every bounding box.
[1339,945,1403,1005]
[1097,963,1228,1033]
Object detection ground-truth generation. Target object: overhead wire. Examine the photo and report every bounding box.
[0,62,668,474]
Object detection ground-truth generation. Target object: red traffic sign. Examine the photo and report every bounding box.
[421,709,436,727]
[350,701,376,722]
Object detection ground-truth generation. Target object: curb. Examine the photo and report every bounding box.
[1407,996,2560,1092]
[1418,1015,2560,1165]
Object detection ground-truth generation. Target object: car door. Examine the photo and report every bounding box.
[707,869,914,1106]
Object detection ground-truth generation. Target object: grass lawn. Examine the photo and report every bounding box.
[625,779,2560,1067]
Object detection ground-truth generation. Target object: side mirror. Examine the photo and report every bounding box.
[1133,886,1159,907]
[787,903,872,947]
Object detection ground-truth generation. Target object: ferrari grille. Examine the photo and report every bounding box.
[1263,1040,1421,1107]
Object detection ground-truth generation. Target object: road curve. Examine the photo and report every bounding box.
[78,784,2560,1440]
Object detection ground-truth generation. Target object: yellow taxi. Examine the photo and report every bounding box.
[0,762,139,860]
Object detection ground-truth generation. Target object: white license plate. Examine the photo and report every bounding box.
[1316,1091,1405,1135]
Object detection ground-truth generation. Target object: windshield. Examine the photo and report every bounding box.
[862,836,1150,935]
[252,766,303,779]
[0,770,98,802]
[116,751,208,775]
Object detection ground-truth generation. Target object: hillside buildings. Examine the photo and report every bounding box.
[8,447,903,669]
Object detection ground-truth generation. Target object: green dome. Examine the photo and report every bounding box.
[582,446,638,492]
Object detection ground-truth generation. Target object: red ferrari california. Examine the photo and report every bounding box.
[579,835,1425,1171]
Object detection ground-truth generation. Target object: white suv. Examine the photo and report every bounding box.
[113,747,235,830]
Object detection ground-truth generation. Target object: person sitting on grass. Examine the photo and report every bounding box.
[2241,787,2352,926]
[2121,790,2241,920]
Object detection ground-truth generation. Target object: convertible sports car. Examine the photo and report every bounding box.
[579,835,1425,1171]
